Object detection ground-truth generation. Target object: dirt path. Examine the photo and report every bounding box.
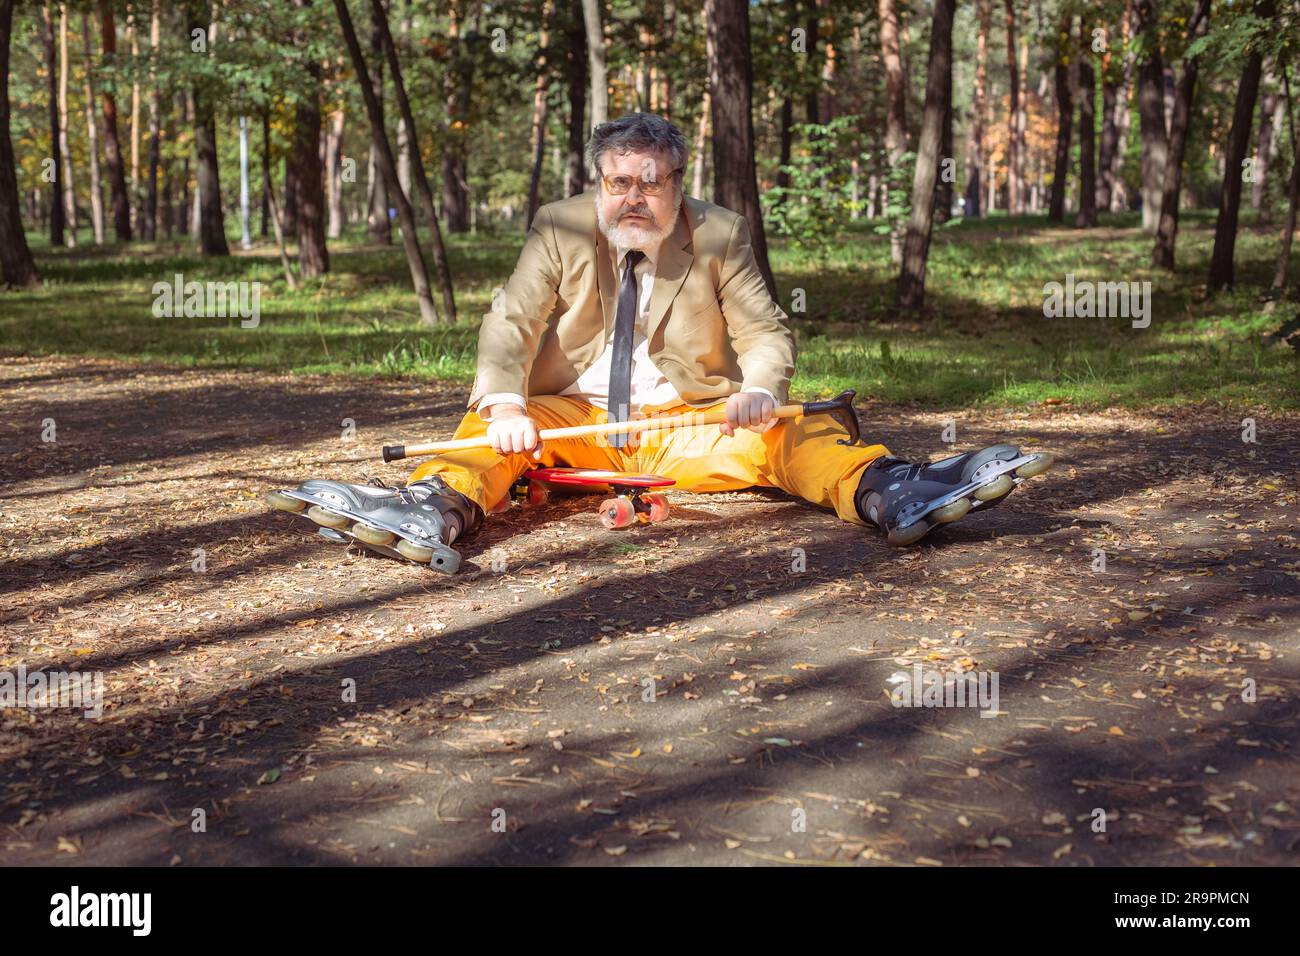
[2,355,1297,866]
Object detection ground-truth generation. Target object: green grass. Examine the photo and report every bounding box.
[4,212,1297,410]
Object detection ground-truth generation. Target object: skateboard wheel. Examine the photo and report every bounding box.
[599,497,637,530]
[527,482,550,506]
[488,495,511,515]
[265,490,306,513]
[644,493,669,522]
[307,505,350,529]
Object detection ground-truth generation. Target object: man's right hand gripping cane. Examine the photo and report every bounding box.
[484,404,545,459]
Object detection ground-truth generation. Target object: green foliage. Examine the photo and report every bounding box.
[763,116,871,259]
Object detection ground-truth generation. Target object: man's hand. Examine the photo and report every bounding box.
[486,404,544,458]
[719,391,777,437]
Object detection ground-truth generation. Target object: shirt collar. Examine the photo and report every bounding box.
[614,236,662,273]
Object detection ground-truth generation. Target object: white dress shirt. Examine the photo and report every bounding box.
[477,238,774,420]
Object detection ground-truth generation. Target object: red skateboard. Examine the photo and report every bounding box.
[497,467,675,529]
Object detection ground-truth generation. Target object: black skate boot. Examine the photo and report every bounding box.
[855,444,1053,546]
[266,475,483,573]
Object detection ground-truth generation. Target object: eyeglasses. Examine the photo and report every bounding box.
[599,167,684,196]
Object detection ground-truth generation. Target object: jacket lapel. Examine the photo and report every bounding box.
[595,218,617,341]
[644,203,694,346]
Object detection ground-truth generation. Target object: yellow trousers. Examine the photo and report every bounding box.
[409,396,890,525]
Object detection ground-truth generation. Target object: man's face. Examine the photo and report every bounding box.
[595,149,681,249]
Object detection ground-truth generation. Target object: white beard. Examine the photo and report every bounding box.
[596,189,681,250]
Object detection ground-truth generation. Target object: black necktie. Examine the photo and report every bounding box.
[607,249,645,449]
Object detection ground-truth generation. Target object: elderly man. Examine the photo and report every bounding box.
[269,114,1052,572]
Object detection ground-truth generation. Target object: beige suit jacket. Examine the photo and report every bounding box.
[469,191,797,412]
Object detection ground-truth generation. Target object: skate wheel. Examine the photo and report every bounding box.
[1015,452,1054,478]
[265,491,306,513]
[396,539,436,563]
[353,524,396,547]
[973,474,1014,501]
[599,497,637,530]
[644,493,669,522]
[527,482,550,507]
[307,505,350,529]
[887,521,931,547]
[931,497,972,523]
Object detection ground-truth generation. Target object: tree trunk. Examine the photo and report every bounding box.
[365,0,389,243]
[260,109,270,237]
[1208,0,1274,291]
[58,3,77,246]
[525,0,551,229]
[1110,0,1134,212]
[1098,74,1119,210]
[565,2,587,197]
[1134,0,1167,233]
[1076,18,1098,227]
[394,9,411,200]
[80,14,104,244]
[581,0,606,131]
[372,0,456,321]
[441,0,472,233]
[1267,68,1297,297]
[177,91,190,236]
[0,0,39,285]
[189,11,229,260]
[160,136,172,237]
[968,0,991,218]
[936,43,954,224]
[1003,0,1021,214]
[43,3,65,246]
[804,5,820,126]
[897,0,955,309]
[99,0,131,241]
[1253,61,1278,218]
[142,0,160,242]
[692,89,709,198]
[326,108,344,239]
[293,87,328,276]
[706,0,775,298]
[819,3,836,128]
[1048,16,1072,222]
[880,0,907,260]
[127,7,140,235]
[332,0,439,323]
[1016,23,1029,211]
[1152,0,1210,269]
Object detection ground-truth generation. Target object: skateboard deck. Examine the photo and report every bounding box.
[499,468,675,528]
[521,467,674,489]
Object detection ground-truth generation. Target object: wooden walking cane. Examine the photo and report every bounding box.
[380,390,864,462]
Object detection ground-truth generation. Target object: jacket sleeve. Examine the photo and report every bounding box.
[468,206,562,409]
[717,215,797,404]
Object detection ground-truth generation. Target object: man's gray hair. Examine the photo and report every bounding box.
[585,113,688,180]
